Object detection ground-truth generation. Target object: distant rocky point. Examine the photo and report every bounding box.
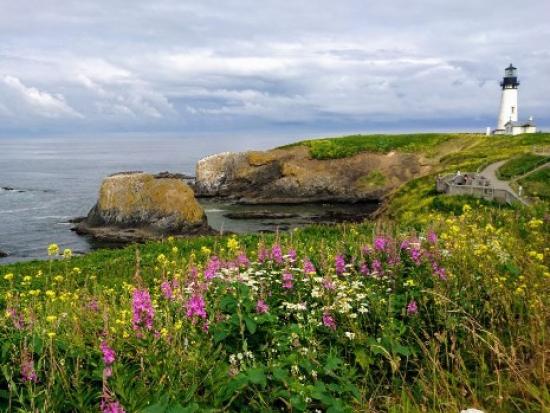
[0,249,8,258]
[195,146,429,203]
[76,172,211,243]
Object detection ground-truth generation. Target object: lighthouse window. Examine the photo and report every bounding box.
[511,106,515,114]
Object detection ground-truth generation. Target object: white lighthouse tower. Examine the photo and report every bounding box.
[493,64,537,135]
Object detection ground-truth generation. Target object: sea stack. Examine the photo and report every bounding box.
[76,172,210,243]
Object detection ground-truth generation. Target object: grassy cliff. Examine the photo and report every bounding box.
[1,133,549,412]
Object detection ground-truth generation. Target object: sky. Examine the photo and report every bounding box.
[0,0,549,137]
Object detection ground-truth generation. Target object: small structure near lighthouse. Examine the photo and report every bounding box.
[493,64,537,135]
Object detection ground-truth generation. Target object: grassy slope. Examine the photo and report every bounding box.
[1,133,549,412]
[497,153,550,180]
[516,167,550,199]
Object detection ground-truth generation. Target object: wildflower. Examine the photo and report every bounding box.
[406,300,418,315]
[200,246,211,255]
[160,281,173,300]
[359,262,369,276]
[258,247,269,263]
[186,295,207,319]
[322,313,337,330]
[371,259,382,275]
[47,332,56,339]
[100,341,116,366]
[100,398,126,413]
[172,246,178,254]
[287,249,297,263]
[237,252,250,268]
[344,332,356,340]
[282,272,293,289]
[271,244,283,264]
[303,259,316,274]
[204,256,222,280]
[374,236,388,252]
[256,299,269,314]
[3,273,14,281]
[427,230,438,245]
[62,248,72,259]
[227,237,240,252]
[88,299,99,312]
[45,290,56,299]
[410,248,422,265]
[47,243,59,256]
[335,255,346,275]
[462,204,472,213]
[132,289,155,331]
[156,254,168,266]
[21,357,37,383]
[46,315,57,323]
[322,277,335,290]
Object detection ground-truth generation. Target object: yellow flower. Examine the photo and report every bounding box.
[46,315,57,323]
[47,332,57,339]
[157,254,168,266]
[53,275,64,283]
[3,273,14,281]
[63,248,72,259]
[160,327,169,337]
[404,279,416,287]
[462,204,472,213]
[174,320,183,331]
[48,243,59,256]
[72,267,81,274]
[29,289,41,297]
[23,275,32,282]
[200,246,211,255]
[167,236,175,244]
[46,290,56,299]
[172,246,179,254]
[227,237,240,252]
[122,331,130,339]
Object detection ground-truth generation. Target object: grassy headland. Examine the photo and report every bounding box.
[0,133,549,412]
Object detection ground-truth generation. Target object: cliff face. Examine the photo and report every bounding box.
[195,146,431,203]
[77,172,210,242]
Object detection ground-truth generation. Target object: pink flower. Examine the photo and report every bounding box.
[237,252,250,268]
[100,341,116,366]
[432,263,447,280]
[271,244,283,264]
[256,299,269,314]
[371,259,382,275]
[258,247,269,263]
[282,272,293,289]
[21,357,37,383]
[87,299,99,312]
[160,281,173,300]
[204,256,221,279]
[322,313,336,330]
[7,307,24,330]
[287,249,297,263]
[361,245,372,255]
[427,230,438,245]
[100,399,126,413]
[335,255,346,275]
[410,248,422,265]
[303,259,316,274]
[323,277,335,290]
[186,295,207,319]
[360,262,370,276]
[374,236,388,251]
[406,300,418,315]
[132,289,155,331]
[103,366,113,378]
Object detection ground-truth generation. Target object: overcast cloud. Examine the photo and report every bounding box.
[0,0,549,136]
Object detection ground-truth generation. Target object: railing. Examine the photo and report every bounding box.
[436,174,522,206]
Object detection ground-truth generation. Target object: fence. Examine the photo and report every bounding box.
[436,174,522,206]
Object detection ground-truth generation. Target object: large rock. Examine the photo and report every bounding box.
[0,249,8,258]
[76,172,210,243]
[195,146,431,203]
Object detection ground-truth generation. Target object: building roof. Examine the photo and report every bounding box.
[504,119,536,127]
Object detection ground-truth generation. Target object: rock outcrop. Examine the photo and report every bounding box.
[195,146,431,203]
[0,249,8,258]
[76,172,210,243]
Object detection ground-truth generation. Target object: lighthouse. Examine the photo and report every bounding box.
[493,64,537,135]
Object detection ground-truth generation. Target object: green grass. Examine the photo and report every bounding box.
[517,167,550,199]
[280,133,462,159]
[497,153,549,180]
[0,207,548,412]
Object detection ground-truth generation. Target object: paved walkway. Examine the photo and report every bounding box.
[479,159,550,206]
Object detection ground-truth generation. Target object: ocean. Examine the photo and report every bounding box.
[0,133,376,263]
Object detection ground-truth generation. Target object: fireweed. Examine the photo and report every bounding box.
[0,206,548,412]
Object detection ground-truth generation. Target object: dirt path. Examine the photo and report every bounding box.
[479,160,528,205]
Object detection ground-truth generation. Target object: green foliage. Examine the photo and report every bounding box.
[0,206,548,412]
[517,167,550,199]
[356,170,386,189]
[497,153,549,180]
[281,133,460,159]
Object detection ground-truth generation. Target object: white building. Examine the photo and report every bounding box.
[493,64,537,135]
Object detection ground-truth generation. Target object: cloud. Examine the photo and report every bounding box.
[1,75,82,119]
[0,0,549,134]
